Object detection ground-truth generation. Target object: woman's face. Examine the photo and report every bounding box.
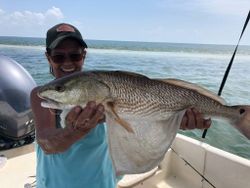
[46,38,86,78]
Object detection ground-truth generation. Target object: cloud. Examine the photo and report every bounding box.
[0,7,64,37]
[45,6,64,21]
[0,8,5,15]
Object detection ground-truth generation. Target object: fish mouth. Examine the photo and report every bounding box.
[38,95,62,109]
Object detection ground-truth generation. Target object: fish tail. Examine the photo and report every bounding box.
[233,105,250,139]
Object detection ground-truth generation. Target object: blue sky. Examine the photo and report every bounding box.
[0,0,249,45]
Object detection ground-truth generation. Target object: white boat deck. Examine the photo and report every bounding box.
[0,144,35,188]
[0,134,250,188]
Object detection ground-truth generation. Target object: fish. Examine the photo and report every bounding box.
[38,70,250,175]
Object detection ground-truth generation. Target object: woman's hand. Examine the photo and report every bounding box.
[65,101,105,134]
[180,108,211,130]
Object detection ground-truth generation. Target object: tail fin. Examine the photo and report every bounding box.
[234,105,250,139]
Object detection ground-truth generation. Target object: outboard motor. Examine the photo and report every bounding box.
[0,56,36,150]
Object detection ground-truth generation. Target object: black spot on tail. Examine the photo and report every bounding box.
[240,108,245,114]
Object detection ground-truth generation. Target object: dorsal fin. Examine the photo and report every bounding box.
[156,78,226,105]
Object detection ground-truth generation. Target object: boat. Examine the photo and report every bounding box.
[1,133,249,188]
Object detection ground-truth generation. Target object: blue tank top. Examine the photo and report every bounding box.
[36,123,117,188]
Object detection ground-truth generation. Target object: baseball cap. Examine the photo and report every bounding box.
[46,23,88,50]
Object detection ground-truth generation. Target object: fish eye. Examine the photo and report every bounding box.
[55,85,65,92]
[239,108,245,115]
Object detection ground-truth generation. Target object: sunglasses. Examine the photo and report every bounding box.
[49,50,85,64]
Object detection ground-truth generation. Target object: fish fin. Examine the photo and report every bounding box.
[232,105,250,139]
[106,102,134,133]
[156,78,226,105]
[106,110,186,175]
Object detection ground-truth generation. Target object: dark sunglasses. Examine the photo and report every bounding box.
[50,50,85,64]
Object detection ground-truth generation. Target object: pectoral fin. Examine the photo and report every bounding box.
[106,102,134,133]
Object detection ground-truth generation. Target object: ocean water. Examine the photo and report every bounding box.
[0,36,250,160]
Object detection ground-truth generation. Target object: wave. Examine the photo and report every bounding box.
[0,44,45,50]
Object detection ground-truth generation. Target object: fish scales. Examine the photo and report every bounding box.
[92,71,237,119]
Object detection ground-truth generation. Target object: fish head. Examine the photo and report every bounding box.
[38,72,110,110]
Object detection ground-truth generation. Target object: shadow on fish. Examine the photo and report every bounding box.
[38,70,250,175]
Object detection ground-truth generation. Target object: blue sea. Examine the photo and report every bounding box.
[0,36,250,160]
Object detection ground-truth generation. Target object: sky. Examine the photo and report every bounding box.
[0,0,249,45]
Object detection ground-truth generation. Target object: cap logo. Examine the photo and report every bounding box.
[56,24,75,32]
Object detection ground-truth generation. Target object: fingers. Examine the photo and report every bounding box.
[65,106,82,127]
[76,101,97,125]
[180,108,212,130]
[65,101,105,134]
[180,114,188,130]
[186,109,196,129]
[203,118,212,129]
[193,108,204,129]
[92,104,105,124]
[85,104,105,129]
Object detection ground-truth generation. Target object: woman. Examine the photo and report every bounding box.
[31,23,211,188]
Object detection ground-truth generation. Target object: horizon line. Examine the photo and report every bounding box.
[0,35,249,47]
